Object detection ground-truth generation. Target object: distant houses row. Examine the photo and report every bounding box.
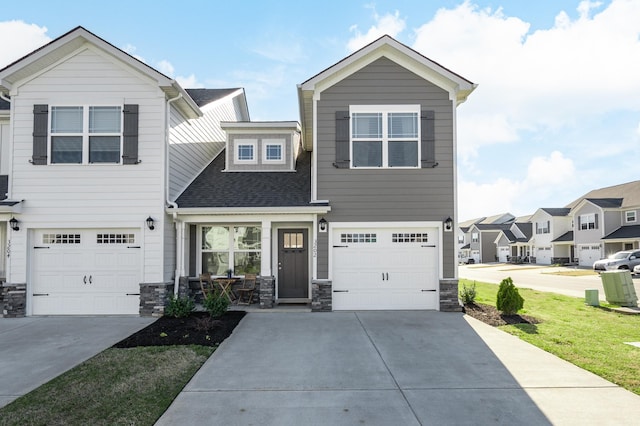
[458,180,640,267]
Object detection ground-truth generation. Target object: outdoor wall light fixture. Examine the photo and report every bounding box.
[9,217,19,231]
[146,216,155,231]
[444,217,453,232]
[318,218,328,233]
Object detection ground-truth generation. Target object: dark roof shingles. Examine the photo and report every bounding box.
[185,88,240,107]
[176,150,311,208]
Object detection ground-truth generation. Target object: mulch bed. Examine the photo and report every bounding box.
[113,311,246,348]
[463,302,540,327]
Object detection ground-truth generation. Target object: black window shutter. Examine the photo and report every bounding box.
[421,109,437,168]
[595,213,599,229]
[32,104,49,165]
[535,223,539,234]
[547,220,550,232]
[334,110,350,168]
[122,104,139,164]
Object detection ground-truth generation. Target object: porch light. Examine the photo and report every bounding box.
[146,216,155,231]
[9,217,19,231]
[318,218,328,233]
[444,217,453,232]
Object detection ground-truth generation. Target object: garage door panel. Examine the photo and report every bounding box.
[32,229,141,315]
[332,226,439,310]
[333,289,438,310]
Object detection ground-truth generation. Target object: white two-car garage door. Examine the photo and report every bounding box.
[331,225,439,310]
[31,229,141,315]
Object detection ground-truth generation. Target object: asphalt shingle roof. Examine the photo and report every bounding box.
[540,208,571,216]
[175,150,311,208]
[185,88,241,107]
[584,198,623,208]
[552,231,574,242]
[602,225,640,240]
[566,180,640,209]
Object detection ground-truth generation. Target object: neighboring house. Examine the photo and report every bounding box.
[458,217,485,263]
[463,213,515,263]
[529,208,571,265]
[1,29,476,316]
[462,182,640,268]
[172,35,476,312]
[0,27,249,316]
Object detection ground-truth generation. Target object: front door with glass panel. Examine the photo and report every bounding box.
[278,229,309,299]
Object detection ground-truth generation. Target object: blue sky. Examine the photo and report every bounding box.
[2,0,639,221]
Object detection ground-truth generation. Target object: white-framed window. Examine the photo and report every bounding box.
[50,105,122,164]
[201,225,261,276]
[471,232,479,243]
[536,221,550,234]
[350,105,420,168]
[263,139,285,164]
[235,139,257,164]
[458,235,465,244]
[625,210,637,223]
[579,213,598,230]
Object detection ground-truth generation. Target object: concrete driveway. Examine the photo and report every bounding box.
[157,312,640,425]
[0,316,154,409]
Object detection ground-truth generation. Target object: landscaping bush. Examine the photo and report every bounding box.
[165,295,195,318]
[496,277,524,315]
[203,290,229,318]
[459,281,477,304]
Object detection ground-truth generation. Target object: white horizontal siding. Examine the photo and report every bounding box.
[169,95,245,201]
[8,47,169,285]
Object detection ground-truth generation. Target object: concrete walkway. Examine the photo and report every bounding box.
[157,311,640,425]
[0,316,154,409]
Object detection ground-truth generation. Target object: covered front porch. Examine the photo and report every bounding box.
[170,207,331,310]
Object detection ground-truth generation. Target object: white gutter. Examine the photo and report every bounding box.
[167,205,331,215]
[0,93,10,103]
[165,93,182,295]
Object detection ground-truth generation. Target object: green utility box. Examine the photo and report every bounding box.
[585,289,599,306]
[600,270,638,307]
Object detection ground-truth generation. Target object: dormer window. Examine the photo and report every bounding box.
[235,139,257,164]
[263,139,285,164]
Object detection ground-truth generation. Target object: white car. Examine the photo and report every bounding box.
[593,250,640,273]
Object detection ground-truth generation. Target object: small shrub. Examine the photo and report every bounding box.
[203,290,229,318]
[496,277,524,315]
[165,295,195,318]
[459,281,477,305]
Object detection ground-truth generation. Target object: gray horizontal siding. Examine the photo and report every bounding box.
[317,57,457,277]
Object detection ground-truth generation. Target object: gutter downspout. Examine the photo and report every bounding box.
[165,93,182,295]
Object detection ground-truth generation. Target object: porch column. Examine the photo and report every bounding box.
[261,220,272,277]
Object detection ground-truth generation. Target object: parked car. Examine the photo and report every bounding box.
[593,250,640,273]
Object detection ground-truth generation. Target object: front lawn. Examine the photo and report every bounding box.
[461,279,640,395]
[0,345,214,425]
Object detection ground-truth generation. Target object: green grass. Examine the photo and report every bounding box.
[461,279,640,395]
[0,345,215,426]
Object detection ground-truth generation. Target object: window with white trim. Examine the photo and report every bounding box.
[50,106,122,164]
[235,139,257,164]
[471,232,479,243]
[625,210,637,223]
[579,213,597,230]
[536,221,550,234]
[201,225,261,276]
[350,105,420,168]
[263,139,285,164]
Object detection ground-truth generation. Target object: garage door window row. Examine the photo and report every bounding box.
[392,233,429,243]
[340,233,377,243]
[97,233,135,244]
[42,233,81,244]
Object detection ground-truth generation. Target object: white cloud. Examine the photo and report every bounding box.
[413,0,640,159]
[156,60,175,77]
[176,74,203,88]
[252,38,305,64]
[0,21,50,67]
[347,9,406,52]
[458,151,576,220]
